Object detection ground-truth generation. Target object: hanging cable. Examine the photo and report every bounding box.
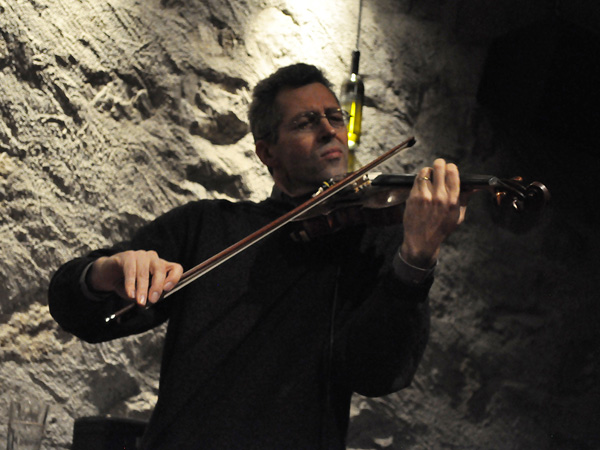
[356,0,363,51]
[340,0,365,171]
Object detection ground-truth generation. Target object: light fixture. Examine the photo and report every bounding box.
[340,0,365,171]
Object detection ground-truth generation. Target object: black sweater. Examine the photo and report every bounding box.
[49,195,431,449]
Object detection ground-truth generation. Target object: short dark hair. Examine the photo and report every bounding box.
[248,63,337,143]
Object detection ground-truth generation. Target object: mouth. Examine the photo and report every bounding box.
[321,147,345,160]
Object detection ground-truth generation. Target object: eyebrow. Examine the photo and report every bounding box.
[288,107,342,121]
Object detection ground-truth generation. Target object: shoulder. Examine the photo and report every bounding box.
[150,198,282,230]
[154,198,257,220]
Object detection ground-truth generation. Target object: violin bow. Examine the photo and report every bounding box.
[105,136,416,323]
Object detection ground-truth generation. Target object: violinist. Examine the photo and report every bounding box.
[49,63,465,449]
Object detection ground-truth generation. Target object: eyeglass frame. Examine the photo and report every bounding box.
[284,108,351,133]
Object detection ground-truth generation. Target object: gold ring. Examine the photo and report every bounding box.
[419,176,430,181]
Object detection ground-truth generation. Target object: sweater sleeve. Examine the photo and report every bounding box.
[331,229,432,397]
[48,251,172,342]
[48,201,204,343]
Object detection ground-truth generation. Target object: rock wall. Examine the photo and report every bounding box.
[1,0,599,448]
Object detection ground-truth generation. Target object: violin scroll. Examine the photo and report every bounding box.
[489,177,550,233]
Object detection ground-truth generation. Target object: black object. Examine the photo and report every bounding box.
[72,416,148,450]
[477,19,600,154]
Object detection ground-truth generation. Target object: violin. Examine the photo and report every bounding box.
[289,172,550,241]
[105,137,550,323]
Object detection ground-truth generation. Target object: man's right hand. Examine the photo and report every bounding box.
[88,250,184,306]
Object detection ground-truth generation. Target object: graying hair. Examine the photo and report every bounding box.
[248,63,337,144]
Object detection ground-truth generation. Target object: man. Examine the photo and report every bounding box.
[49,63,464,449]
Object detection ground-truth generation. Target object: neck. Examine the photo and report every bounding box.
[273,176,320,199]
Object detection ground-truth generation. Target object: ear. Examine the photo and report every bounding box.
[255,139,278,170]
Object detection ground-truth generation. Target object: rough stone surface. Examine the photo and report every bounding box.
[1,0,599,449]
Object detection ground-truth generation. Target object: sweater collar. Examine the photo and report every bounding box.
[269,185,315,207]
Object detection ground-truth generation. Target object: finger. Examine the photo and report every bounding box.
[415,166,433,193]
[457,191,471,225]
[135,251,152,306]
[164,263,184,292]
[148,258,167,304]
[121,252,138,300]
[445,162,460,200]
[431,159,448,199]
[458,205,467,224]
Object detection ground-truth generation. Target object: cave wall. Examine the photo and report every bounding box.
[1,0,598,448]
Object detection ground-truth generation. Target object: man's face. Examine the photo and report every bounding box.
[256,82,349,197]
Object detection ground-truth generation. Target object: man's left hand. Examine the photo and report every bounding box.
[400,158,468,268]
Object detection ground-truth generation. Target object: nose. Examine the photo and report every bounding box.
[317,116,338,138]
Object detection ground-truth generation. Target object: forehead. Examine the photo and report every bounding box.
[276,83,339,119]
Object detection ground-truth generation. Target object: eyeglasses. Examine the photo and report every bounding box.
[287,109,350,132]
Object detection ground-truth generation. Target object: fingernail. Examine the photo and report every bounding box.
[138,294,146,306]
[150,291,160,303]
[164,282,174,291]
